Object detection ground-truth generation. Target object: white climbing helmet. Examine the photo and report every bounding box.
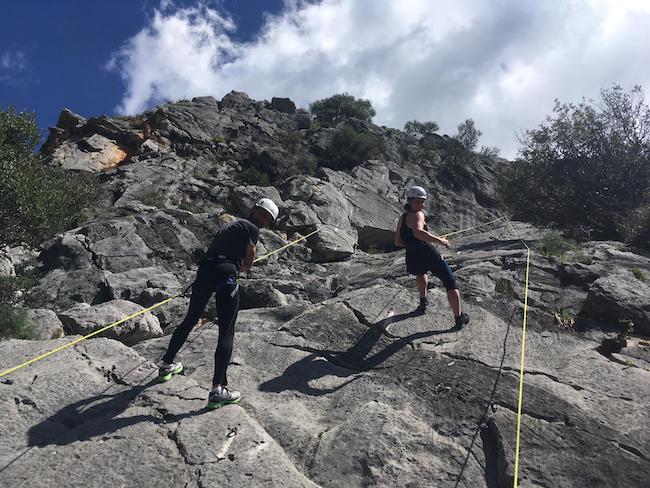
[406,186,427,200]
[254,197,279,220]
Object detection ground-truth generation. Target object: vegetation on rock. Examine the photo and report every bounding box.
[498,85,650,249]
[309,93,376,125]
[0,107,105,247]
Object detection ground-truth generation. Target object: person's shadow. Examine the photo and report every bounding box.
[26,372,209,449]
[260,309,454,396]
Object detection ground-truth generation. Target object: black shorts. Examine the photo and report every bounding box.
[406,244,457,290]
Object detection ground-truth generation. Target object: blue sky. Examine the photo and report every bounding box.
[2,0,650,158]
[0,0,283,133]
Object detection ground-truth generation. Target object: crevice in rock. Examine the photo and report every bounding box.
[495,403,649,462]
[341,300,373,326]
[480,419,513,488]
[493,402,565,425]
[441,353,637,403]
[168,427,194,466]
[615,441,649,462]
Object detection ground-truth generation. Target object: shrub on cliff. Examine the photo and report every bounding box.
[0,107,105,246]
[309,93,376,125]
[498,85,650,247]
[322,124,385,170]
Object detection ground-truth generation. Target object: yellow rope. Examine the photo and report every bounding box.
[253,228,320,262]
[503,217,531,488]
[440,216,506,238]
[0,296,177,378]
[0,228,321,378]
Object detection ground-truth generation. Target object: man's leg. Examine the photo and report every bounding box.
[415,273,428,313]
[431,252,470,328]
[212,282,240,388]
[447,288,461,317]
[416,273,428,298]
[161,284,211,364]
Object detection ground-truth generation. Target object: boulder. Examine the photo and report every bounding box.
[56,108,86,131]
[104,266,184,302]
[0,247,15,277]
[308,226,357,262]
[40,233,94,271]
[24,309,65,340]
[47,136,128,172]
[578,271,650,335]
[239,279,290,309]
[271,97,296,114]
[58,299,163,345]
[220,90,253,109]
[148,97,223,143]
[32,268,109,311]
[295,110,312,130]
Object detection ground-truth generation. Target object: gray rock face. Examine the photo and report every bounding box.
[271,97,296,114]
[47,134,130,172]
[0,247,14,277]
[309,226,357,262]
[294,110,312,130]
[24,308,64,340]
[58,299,163,345]
[578,271,650,335]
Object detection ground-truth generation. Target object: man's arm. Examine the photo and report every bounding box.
[394,217,404,247]
[240,244,256,272]
[412,212,450,248]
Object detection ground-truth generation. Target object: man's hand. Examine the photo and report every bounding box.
[241,244,256,272]
[437,237,450,248]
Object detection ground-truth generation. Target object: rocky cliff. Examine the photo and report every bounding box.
[1,92,649,487]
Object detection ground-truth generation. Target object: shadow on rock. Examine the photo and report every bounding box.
[28,377,207,448]
[261,311,454,396]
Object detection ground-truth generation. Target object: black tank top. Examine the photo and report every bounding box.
[399,212,428,249]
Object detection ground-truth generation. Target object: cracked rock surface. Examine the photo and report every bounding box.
[3,230,650,487]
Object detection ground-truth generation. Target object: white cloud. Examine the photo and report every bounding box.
[0,50,27,82]
[108,0,650,158]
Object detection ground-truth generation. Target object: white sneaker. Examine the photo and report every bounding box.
[158,362,183,382]
[207,385,241,409]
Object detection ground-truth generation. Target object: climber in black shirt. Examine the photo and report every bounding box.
[158,198,279,409]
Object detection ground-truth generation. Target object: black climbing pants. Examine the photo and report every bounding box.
[162,260,240,386]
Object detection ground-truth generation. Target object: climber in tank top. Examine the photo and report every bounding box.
[394,186,470,329]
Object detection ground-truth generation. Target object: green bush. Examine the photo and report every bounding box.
[404,120,439,140]
[140,190,166,208]
[620,200,650,250]
[0,304,35,339]
[631,267,647,282]
[322,125,384,171]
[239,167,270,186]
[278,151,318,180]
[0,275,38,305]
[309,93,376,125]
[455,118,482,151]
[0,107,105,246]
[538,232,576,258]
[0,274,38,339]
[498,85,650,247]
[495,278,517,300]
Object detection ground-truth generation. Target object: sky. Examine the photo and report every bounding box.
[2,0,650,159]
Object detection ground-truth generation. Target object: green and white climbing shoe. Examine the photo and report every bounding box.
[207,386,241,409]
[158,362,183,382]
